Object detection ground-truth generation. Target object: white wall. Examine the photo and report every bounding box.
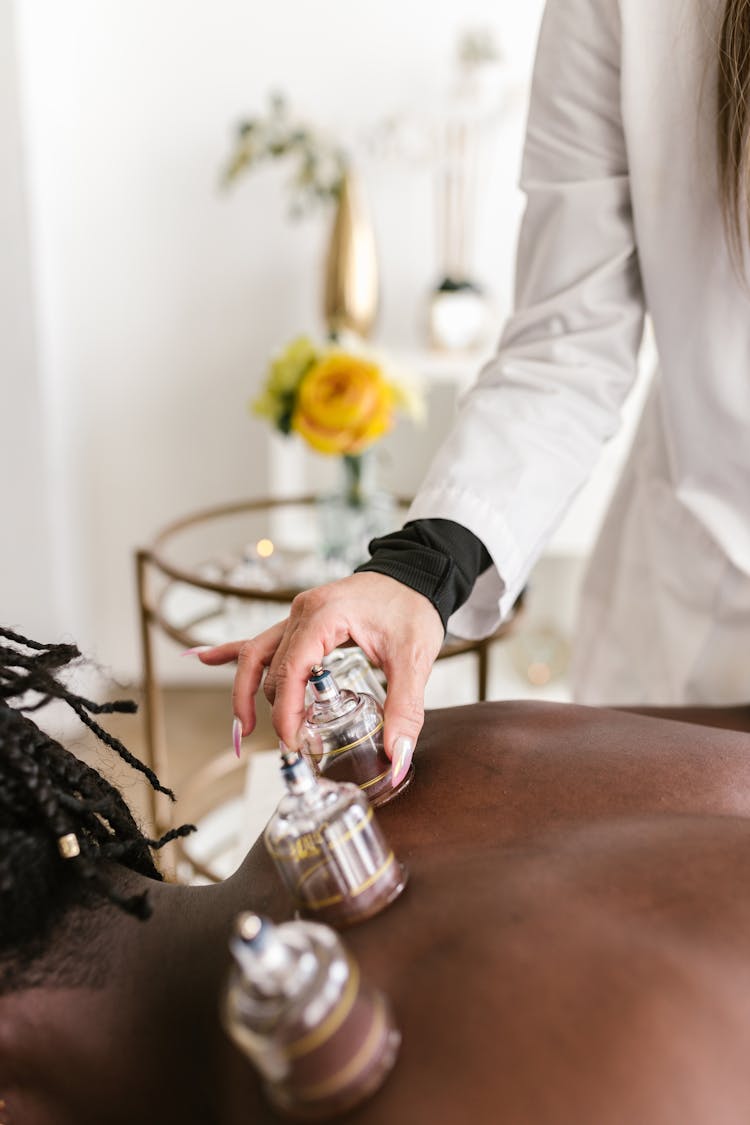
[0,0,60,640]
[6,0,545,679]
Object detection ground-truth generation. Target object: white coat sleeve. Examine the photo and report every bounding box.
[407,0,646,638]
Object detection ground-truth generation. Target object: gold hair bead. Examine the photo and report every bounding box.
[57,832,81,860]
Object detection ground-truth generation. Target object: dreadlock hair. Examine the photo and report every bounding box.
[0,628,195,965]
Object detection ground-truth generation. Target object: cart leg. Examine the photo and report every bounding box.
[477,640,489,703]
[136,549,172,835]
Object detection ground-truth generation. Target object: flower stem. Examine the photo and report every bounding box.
[342,453,365,508]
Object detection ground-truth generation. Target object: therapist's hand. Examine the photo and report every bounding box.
[196,572,444,770]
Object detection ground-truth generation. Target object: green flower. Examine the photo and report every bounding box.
[251,336,319,433]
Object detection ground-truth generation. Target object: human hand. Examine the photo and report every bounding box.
[195,573,444,776]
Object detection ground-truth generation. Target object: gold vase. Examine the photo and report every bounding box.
[323,171,379,339]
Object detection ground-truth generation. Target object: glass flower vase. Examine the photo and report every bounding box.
[316,451,395,571]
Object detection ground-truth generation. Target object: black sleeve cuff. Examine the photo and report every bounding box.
[354,519,492,632]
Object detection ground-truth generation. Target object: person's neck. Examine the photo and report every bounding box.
[209,835,291,922]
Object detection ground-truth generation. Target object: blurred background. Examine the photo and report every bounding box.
[3,0,663,871]
[3,0,653,740]
[2,0,547,669]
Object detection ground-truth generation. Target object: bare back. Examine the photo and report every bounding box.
[4,700,750,1124]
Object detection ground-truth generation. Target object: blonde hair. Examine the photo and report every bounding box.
[718,0,750,263]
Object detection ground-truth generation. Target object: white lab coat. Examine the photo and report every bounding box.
[408,0,750,705]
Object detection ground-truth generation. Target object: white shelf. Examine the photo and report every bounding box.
[394,346,492,389]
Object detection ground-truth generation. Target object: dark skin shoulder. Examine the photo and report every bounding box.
[4,700,750,1125]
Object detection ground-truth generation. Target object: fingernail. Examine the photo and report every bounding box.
[391,736,414,788]
[232,717,243,758]
[181,646,212,657]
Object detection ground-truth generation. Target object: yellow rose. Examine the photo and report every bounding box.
[291,351,395,454]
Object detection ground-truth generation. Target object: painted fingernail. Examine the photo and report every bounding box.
[391,736,414,788]
[232,717,243,758]
[181,646,212,657]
